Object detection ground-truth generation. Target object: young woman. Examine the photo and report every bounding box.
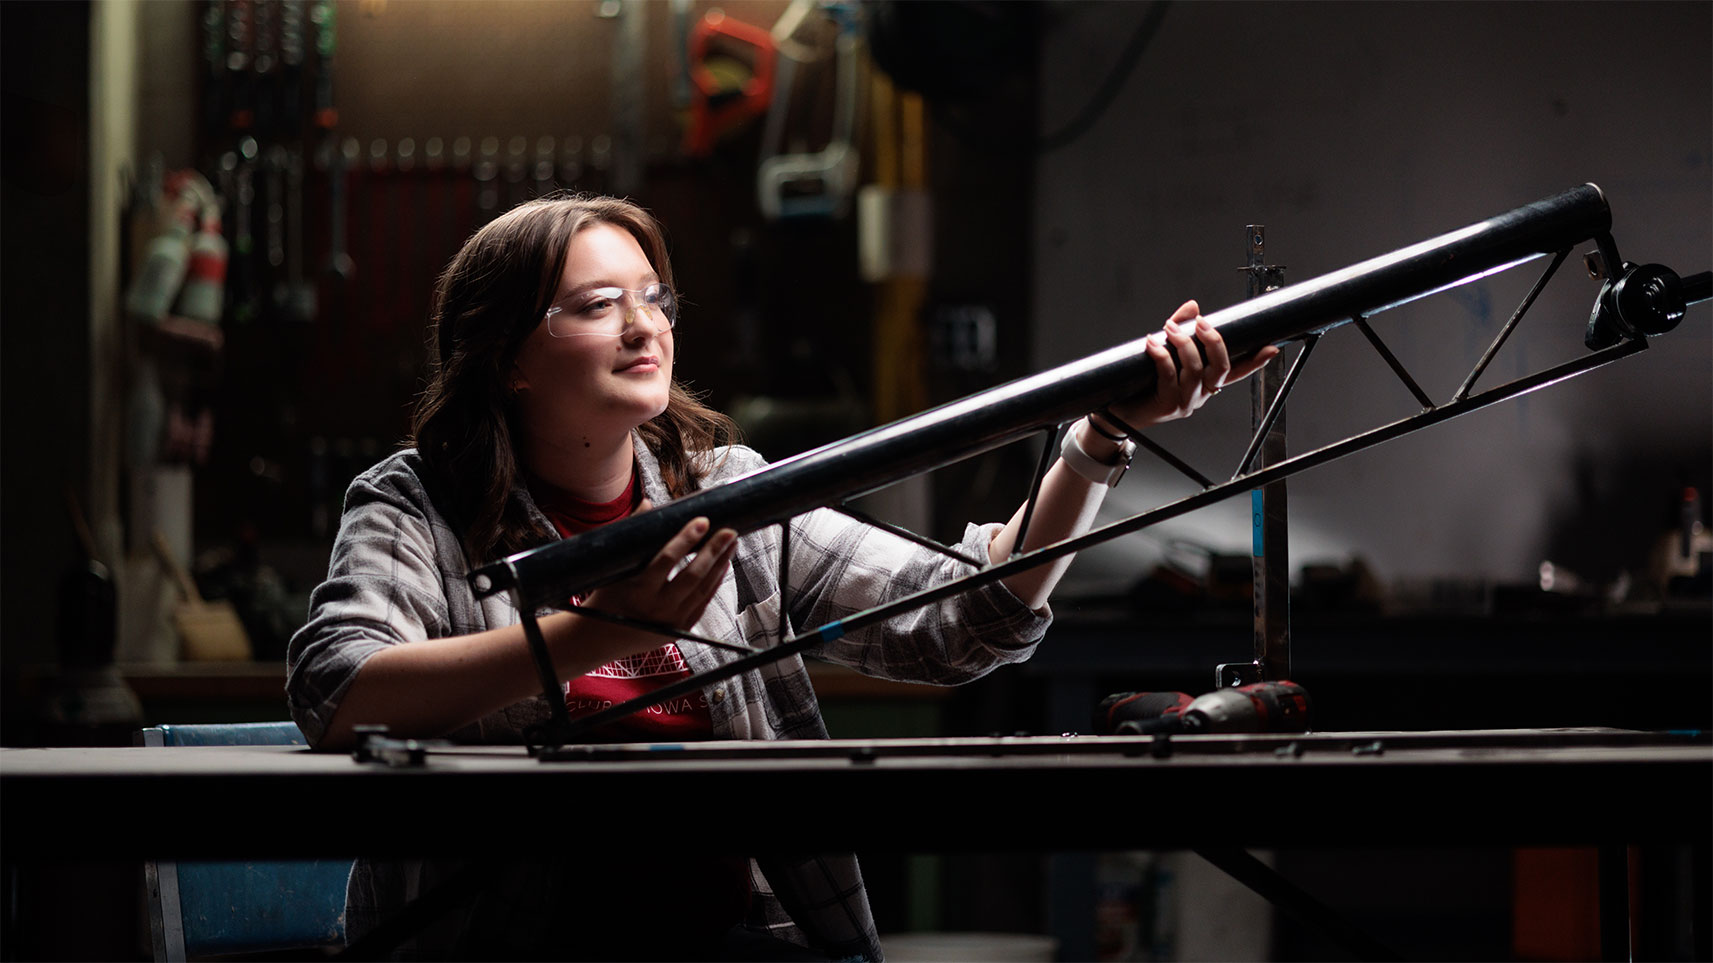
[286,194,1274,960]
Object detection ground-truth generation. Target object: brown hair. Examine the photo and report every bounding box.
[410,194,737,564]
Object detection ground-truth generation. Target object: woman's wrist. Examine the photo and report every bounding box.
[1061,417,1135,487]
[1073,417,1125,462]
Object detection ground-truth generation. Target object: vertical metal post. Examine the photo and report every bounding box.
[1224,225,1290,686]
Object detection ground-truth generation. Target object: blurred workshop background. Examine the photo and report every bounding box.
[2,1,1708,961]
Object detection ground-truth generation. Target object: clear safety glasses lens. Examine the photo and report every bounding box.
[543,283,678,338]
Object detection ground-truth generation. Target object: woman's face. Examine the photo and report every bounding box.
[510,221,675,451]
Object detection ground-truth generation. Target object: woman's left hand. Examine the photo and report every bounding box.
[1108,299,1281,428]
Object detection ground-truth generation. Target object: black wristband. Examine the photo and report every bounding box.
[1086,413,1129,442]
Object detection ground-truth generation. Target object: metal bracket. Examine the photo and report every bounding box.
[351,726,451,768]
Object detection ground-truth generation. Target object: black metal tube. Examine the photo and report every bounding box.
[472,184,1613,605]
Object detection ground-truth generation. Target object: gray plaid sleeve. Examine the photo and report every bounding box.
[786,509,1052,684]
[285,470,453,747]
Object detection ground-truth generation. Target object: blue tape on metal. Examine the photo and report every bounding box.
[820,621,846,642]
[1252,489,1264,557]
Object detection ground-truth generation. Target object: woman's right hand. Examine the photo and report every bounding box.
[314,506,738,750]
[577,502,739,658]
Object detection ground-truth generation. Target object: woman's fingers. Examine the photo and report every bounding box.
[1228,344,1282,382]
[585,518,736,642]
[1164,318,1203,406]
[1145,332,1178,401]
[1193,317,1280,392]
[679,533,738,616]
[1195,317,1233,392]
[1106,302,1284,430]
[677,528,737,585]
[652,523,737,624]
[659,529,735,627]
[645,515,710,581]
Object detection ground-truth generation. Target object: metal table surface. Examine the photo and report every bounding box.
[4,728,1706,861]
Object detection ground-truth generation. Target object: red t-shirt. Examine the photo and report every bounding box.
[533,470,716,745]
[532,469,751,947]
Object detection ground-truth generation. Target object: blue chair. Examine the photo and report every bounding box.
[138,722,349,962]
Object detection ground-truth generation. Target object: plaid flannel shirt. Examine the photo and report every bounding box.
[287,441,1051,961]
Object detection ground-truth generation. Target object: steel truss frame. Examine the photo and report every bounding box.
[457,183,1705,754]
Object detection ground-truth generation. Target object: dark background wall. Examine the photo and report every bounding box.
[1033,1,1710,596]
[2,1,94,694]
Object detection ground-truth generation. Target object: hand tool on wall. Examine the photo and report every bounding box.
[251,0,277,136]
[259,0,289,140]
[323,135,356,284]
[757,0,861,220]
[279,0,306,132]
[200,1,227,141]
[276,144,315,322]
[311,0,350,297]
[309,0,336,130]
[264,144,287,279]
[230,138,260,323]
[224,0,256,132]
[683,9,776,157]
